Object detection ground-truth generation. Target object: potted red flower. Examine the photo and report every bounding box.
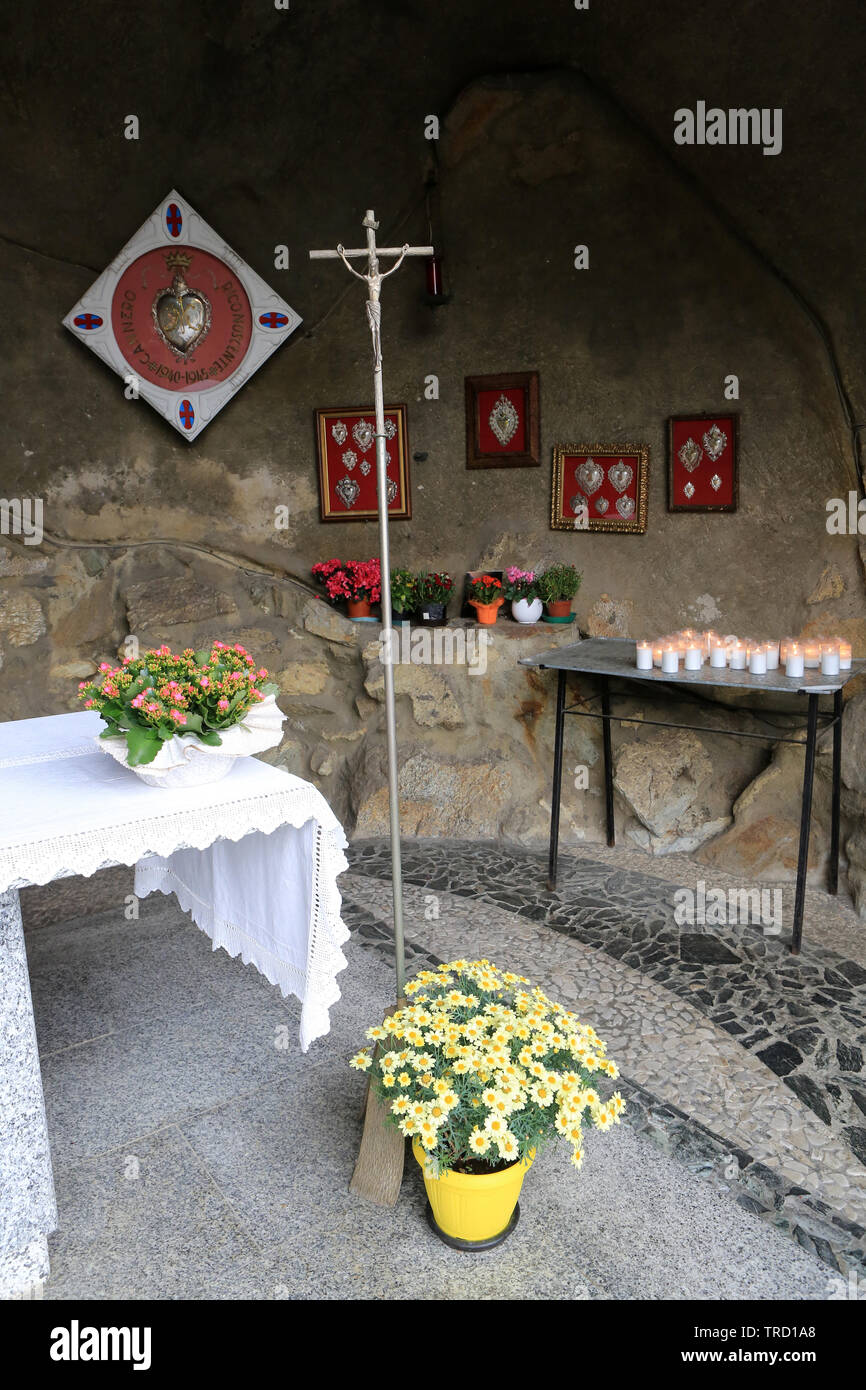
[312,558,382,619]
[467,573,504,626]
[417,572,453,625]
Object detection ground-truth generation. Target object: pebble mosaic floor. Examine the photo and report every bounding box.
[344,839,866,1280]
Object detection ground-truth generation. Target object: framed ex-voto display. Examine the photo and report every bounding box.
[667,413,739,512]
[465,372,540,469]
[551,443,649,533]
[315,406,411,521]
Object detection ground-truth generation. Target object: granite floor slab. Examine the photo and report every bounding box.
[21,874,857,1299]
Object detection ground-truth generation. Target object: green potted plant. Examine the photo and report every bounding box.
[503,567,542,624]
[416,572,453,625]
[390,567,417,624]
[537,563,582,621]
[467,573,505,626]
[350,957,623,1249]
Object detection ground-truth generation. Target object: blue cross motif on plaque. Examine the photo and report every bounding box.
[73,313,103,330]
[165,203,183,238]
[259,312,289,329]
[178,399,195,430]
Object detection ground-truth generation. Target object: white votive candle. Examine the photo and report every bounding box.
[636,641,653,670]
[729,642,747,669]
[710,643,728,668]
[785,644,805,678]
[839,641,852,669]
[821,647,840,676]
[652,642,664,668]
[803,641,820,668]
[764,641,780,670]
[684,643,703,670]
[749,648,767,675]
[661,645,680,674]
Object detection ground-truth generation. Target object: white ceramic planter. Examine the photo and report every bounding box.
[511,598,543,624]
[95,694,286,788]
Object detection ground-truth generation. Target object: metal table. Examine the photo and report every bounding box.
[520,637,866,953]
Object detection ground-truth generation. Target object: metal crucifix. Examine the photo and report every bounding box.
[310,212,433,1003]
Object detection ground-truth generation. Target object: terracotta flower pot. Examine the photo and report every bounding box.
[347,599,372,619]
[545,599,572,618]
[469,597,503,626]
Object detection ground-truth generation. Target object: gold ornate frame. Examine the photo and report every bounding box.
[550,442,650,534]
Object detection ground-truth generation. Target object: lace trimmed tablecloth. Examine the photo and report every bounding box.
[0,710,351,1050]
[0,709,351,1295]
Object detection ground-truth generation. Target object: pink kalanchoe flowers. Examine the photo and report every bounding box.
[76,640,278,764]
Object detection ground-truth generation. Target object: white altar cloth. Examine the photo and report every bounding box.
[0,710,351,1051]
[0,708,350,1295]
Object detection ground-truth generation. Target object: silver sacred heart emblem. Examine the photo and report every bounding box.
[678,437,702,472]
[359,460,371,476]
[384,418,397,439]
[615,495,635,519]
[576,458,603,495]
[710,473,723,491]
[331,421,348,445]
[489,393,519,447]
[352,419,374,452]
[335,475,359,509]
[607,459,633,493]
[153,274,211,355]
[702,424,727,461]
[595,496,609,514]
[378,477,398,503]
[342,450,358,470]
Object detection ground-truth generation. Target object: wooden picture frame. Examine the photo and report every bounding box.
[465,371,540,469]
[667,413,739,512]
[315,404,411,522]
[551,443,649,534]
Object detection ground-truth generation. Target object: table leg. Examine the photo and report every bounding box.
[601,676,615,847]
[0,888,57,1296]
[547,670,567,892]
[792,694,820,955]
[829,688,843,896]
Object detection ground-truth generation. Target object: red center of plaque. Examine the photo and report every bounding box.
[111,247,252,392]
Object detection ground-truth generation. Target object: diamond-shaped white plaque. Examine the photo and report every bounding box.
[63,188,301,441]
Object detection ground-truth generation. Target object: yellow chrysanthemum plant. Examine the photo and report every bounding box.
[349,958,624,1176]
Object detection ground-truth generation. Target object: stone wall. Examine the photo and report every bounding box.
[3,4,866,907]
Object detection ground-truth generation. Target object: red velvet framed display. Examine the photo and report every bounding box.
[315,405,411,522]
[465,372,540,469]
[667,413,739,512]
[551,443,649,533]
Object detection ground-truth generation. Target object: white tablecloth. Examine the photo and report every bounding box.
[0,711,350,1050]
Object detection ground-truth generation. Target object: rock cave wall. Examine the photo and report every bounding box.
[2,5,866,908]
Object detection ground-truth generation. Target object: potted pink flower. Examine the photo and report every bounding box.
[503,568,543,624]
[77,643,284,788]
[312,558,382,619]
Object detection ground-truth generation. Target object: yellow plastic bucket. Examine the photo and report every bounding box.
[412,1139,534,1246]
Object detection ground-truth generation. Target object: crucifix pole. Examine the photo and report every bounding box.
[310,212,433,1005]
